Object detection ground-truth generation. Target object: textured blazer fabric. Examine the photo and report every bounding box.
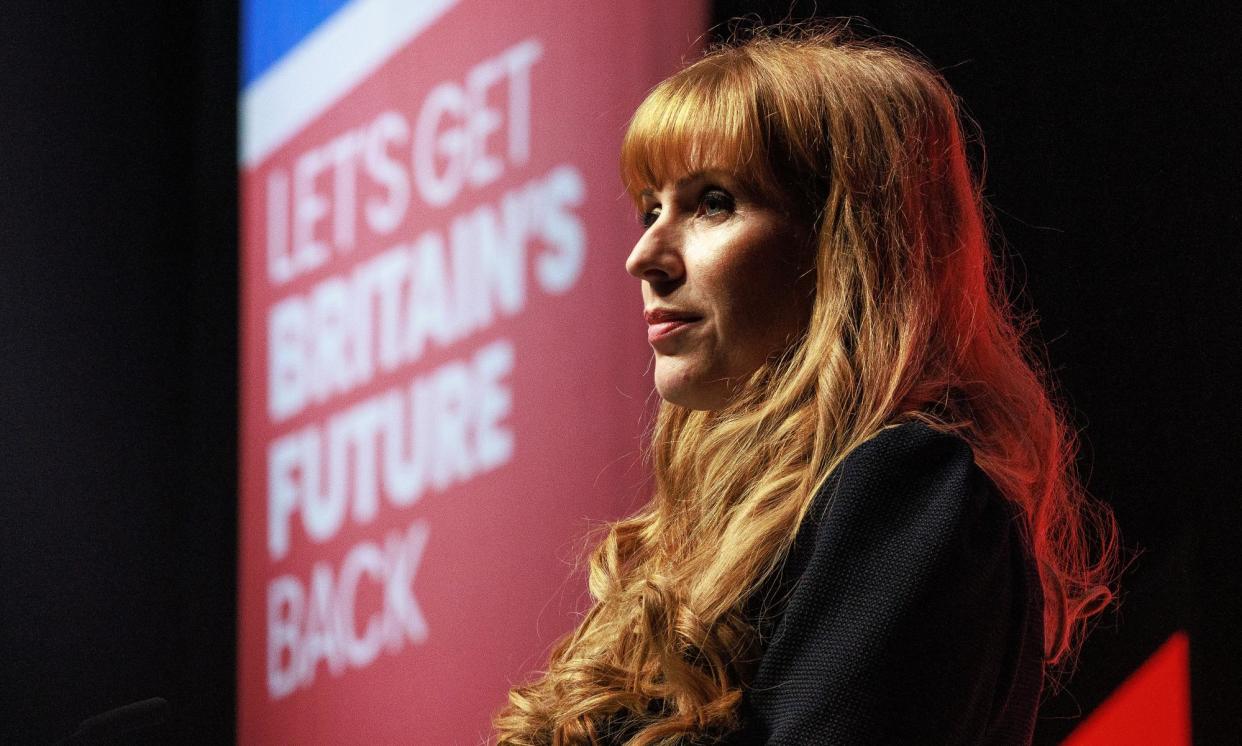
[599,421,1044,745]
[729,421,1045,745]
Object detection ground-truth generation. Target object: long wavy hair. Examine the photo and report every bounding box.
[495,23,1119,745]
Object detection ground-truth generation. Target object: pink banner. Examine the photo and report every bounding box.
[238,1,705,742]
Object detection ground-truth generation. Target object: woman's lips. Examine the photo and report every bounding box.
[647,318,701,346]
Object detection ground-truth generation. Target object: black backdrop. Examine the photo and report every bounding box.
[1,2,1237,743]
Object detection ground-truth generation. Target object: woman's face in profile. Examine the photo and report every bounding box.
[626,170,812,410]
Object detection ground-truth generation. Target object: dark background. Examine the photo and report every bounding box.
[1,2,1236,743]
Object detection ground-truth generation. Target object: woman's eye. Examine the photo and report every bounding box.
[640,207,661,228]
[700,189,734,217]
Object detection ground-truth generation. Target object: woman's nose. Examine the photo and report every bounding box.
[625,220,684,283]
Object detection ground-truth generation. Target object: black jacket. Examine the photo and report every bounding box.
[726,420,1045,745]
[601,421,1044,745]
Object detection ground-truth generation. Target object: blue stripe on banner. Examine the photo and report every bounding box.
[239,0,459,165]
[242,0,356,87]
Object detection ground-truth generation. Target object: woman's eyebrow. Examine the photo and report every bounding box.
[639,171,725,198]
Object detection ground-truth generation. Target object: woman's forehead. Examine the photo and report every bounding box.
[629,159,780,211]
[626,140,764,200]
[638,169,737,196]
[630,138,723,180]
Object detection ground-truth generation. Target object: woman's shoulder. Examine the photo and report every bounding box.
[738,419,1045,744]
[786,419,1037,617]
[826,418,978,494]
[801,419,1004,552]
[750,420,996,608]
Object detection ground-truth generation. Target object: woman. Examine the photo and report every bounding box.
[495,24,1118,745]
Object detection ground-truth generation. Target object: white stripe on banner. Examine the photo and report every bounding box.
[240,0,460,167]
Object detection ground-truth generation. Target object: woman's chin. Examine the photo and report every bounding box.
[654,362,727,410]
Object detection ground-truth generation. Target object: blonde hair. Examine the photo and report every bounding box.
[495,23,1118,745]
